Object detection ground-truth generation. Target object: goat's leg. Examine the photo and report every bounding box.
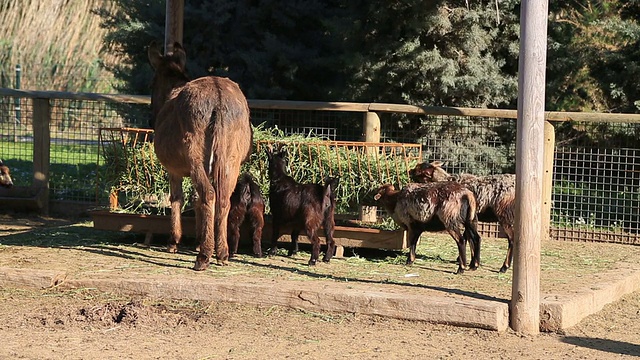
[194,192,202,252]
[227,216,242,259]
[288,230,300,257]
[167,174,184,253]
[447,228,467,274]
[322,214,336,263]
[248,207,264,257]
[464,225,482,270]
[307,229,320,266]
[268,221,281,256]
[405,228,421,265]
[500,223,515,273]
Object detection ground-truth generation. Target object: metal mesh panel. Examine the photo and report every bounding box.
[250,109,363,141]
[552,121,640,244]
[0,96,33,187]
[380,112,517,175]
[47,99,125,202]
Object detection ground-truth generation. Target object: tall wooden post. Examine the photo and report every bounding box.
[512,0,549,334]
[164,0,184,53]
[361,111,381,223]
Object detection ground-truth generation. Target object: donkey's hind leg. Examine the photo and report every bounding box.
[167,174,184,253]
[193,169,216,271]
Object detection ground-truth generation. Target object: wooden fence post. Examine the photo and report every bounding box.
[512,0,549,335]
[361,111,381,223]
[32,98,51,215]
[541,121,555,242]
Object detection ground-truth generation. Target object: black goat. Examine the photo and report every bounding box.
[228,172,265,258]
[265,146,340,265]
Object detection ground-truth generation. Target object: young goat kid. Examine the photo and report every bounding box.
[0,160,13,188]
[374,182,481,274]
[410,161,515,273]
[266,146,339,265]
[228,172,265,258]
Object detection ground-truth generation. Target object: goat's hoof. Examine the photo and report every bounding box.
[455,268,465,275]
[405,260,415,266]
[287,250,298,257]
[254,252,263,258]
[268,248,278,256]
[499,265,509,273]
[167,244,178,253]
[216,259,229,266]
[308,259,317,266]
[322,257,331,263]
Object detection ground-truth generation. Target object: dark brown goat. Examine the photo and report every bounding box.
[0,160,13,188]
[410,161,515,273]
[266,146,340,265]
[228,172,265,258]
[374,183,481,274]
[148,42,252,270]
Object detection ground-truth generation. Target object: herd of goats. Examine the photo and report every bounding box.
[1,42,517,276]
[145,41,517,275]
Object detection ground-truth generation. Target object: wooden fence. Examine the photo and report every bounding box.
[2,88,640,244]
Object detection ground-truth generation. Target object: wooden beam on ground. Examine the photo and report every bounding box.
[512,0,549,334]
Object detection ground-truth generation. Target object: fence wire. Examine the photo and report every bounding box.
[552,121,640,243]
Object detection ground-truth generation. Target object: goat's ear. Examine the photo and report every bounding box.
[430,160,444,168]
[147,41,163,70]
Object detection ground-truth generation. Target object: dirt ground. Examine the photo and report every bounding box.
[1,213,640,359]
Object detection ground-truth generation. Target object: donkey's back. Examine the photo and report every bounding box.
[153,75,252,176]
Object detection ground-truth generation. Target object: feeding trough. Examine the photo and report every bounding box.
[92,127,419,252]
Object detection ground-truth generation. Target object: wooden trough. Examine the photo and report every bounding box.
[90,210,408,256]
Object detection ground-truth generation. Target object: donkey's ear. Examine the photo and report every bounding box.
[147,41,163,70]
[171,42,187,70]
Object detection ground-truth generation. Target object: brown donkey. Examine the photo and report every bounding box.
[147,42,253,271]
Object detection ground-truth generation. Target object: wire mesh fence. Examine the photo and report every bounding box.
[552,121,640,243]
[1,89,640,244]
[250,108,363,141]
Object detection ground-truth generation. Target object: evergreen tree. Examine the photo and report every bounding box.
[547,0,640,113]
[340,0,520,108]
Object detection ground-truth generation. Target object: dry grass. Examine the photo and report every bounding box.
[0,0,120,92]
